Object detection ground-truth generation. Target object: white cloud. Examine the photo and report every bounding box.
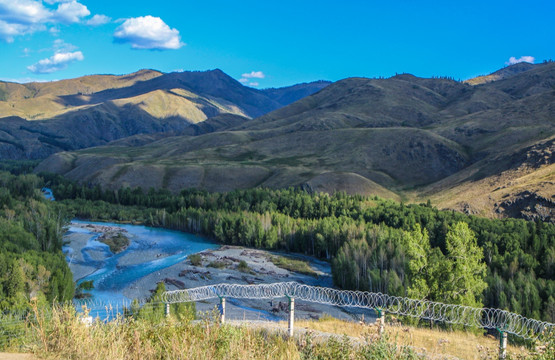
[53,38,76,51]
[241,71,265,79]
[0,19,37,42]
[238,78,248,84]
[0,0,92,41]
[54,1,89,23]
[506,56,535,65]
[86,14,110,26]
[27,49,84,73]
[0,0,51,25]
[43,0,74,4]
[248,82,259,87]
[113,16,184,50]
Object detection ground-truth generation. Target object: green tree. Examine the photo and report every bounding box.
[438,222,487,307]
[405,224,431,299]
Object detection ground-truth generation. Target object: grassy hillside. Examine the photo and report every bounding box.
[0,70,329,160]
[37,62,554,220]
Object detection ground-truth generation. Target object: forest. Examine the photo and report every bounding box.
[0,171,74,310]
[0,166,553,324]
[36,173,554,322]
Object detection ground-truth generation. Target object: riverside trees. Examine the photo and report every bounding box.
[32,174,555,320]
[0,172,73,310]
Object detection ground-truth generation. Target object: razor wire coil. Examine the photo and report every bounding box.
[163,282,554,341]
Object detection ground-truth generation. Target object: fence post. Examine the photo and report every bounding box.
[219,296,226,324]
[286,295,295,337]
[375,308,385,336]
[497,329,507,360]
[165,303,170,318]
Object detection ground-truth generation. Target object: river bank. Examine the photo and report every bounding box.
[63,221,375,322]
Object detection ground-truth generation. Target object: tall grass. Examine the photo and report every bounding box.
[5,303,421,360]
[3,302,553,359]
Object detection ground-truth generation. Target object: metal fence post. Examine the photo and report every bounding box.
[286,295,295,337]
[219,296,226,324]
[498,329,507,360]
[165,303,170,318]
[375,308,385,336]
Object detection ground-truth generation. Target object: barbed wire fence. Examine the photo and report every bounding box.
[163,282,555,343]
[1,281,554,355]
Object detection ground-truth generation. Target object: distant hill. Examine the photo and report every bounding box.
[37,62,555,221]
[464,61,540,85]
[0,69,329,159]
[261,81,331,106]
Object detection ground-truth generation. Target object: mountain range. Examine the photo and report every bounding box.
[2,63,553,222]
[0,69,330,159]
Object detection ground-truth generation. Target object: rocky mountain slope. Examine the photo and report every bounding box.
[36,62,555,221]
[0,70,330,159]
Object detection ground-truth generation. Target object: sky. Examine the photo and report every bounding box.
[0,0,554,88]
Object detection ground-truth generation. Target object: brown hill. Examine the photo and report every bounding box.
[0,70,329,160]
[35,62,555,221]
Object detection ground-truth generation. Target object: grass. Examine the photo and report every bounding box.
[270,255,318,277]
[292,316,533,360]
[2,303,553,360]
[4,304,422,360]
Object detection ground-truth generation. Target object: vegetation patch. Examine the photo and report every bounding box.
[208,260,227,269]
[98,232,130,253]
[77,280,94,290]
[237,260,252,273]
[270,255,318,277]
[0,160,40,175]
[74,280,94,299]
[188,253,202,266]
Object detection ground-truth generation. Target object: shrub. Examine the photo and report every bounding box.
[208,261,226,269]
[237,260,250,273]
[188,253,202,266]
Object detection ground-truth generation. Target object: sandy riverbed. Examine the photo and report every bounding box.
[64,223,376,322]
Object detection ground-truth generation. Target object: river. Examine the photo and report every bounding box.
[63,220,373,322]
[63,220,218,304]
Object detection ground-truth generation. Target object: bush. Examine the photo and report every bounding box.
[188,253,202,266]
[237,260,250,273]
[78,280,94,290]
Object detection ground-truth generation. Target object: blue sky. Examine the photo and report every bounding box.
[0,0,553,88]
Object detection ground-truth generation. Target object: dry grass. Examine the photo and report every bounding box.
[5,304,422,360]
[292,317,530,360]
[21,305,300,360]
[4,303,553,360]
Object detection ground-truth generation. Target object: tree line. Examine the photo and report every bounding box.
[40,174,554,322]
